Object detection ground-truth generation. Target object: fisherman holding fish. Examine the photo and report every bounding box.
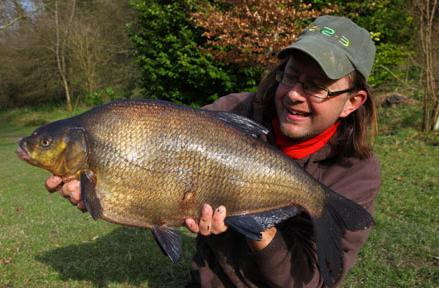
[43,16,380,288]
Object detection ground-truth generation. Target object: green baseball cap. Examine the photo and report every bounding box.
[278,15,376,81]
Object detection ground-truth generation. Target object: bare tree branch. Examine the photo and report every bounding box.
[0,15,24,30]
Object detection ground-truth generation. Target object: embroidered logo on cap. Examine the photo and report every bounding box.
[306,24,350,47]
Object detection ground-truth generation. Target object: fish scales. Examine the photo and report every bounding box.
[17,99,373,287]
[74,101,324,227]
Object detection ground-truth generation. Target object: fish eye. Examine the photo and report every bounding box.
[40,137,53,147]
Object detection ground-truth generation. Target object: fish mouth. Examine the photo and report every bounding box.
[16,139,30,162]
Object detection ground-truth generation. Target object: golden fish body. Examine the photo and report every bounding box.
[17,99,372,287]
[80,101,322,228]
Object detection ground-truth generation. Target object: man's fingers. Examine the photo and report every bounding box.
[45,177,84,212]
[61,180,81,204]
[68,181,81,202]
[185,204,228,236]
[45,176,63,193]
[185,218,200,233]
[211,205,227,234]
[198,204,213,236]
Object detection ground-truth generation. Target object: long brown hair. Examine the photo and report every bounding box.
[253,58,377,160]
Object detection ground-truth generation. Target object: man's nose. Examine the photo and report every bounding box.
[286,81,307,101]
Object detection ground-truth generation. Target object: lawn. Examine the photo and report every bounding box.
[0,104,438,287]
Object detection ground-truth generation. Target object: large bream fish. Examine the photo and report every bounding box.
[17,99,373,287]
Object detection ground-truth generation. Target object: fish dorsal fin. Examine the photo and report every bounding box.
[225,206,301,240]
[208,110,269,138]
[151,225,182,263]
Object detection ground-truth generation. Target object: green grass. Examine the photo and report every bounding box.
[1,104,438,287]
[343,131,439,287]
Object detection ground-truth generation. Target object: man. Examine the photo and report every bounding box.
[46,16,380,287]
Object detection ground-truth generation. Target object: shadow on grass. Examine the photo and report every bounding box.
[36,227,195,288]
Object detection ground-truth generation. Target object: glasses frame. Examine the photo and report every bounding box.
[275,70,356,102]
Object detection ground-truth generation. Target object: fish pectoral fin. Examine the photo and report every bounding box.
[225,206,300,241]
[80,170,102,220]
[151,225,182,264]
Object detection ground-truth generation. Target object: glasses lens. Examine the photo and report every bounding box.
[276,71,337,102]
[303,83,327,101]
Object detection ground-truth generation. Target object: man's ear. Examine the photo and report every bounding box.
[339,90,367,118]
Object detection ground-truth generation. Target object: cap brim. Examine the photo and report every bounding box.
[278,36,355,80]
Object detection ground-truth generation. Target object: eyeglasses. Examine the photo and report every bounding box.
[275,70,356,103]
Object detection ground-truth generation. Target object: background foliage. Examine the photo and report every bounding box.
[0,0,138,109]
[190,0,327,67]
[0,0,426,109]
[129,0,257,106]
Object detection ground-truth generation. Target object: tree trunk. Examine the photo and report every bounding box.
[54,0,76,112]
[415,0,438,132]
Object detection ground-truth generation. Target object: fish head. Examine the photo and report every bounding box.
[16,119,89,177]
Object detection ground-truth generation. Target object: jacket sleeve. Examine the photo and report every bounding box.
[321,155,381,286]
[202,92,255,116]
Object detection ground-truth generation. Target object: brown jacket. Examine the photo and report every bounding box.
[186,93,381,288]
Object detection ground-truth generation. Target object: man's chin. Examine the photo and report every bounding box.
[279,123,315,142]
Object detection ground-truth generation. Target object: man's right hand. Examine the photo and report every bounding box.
[45,175,86,211]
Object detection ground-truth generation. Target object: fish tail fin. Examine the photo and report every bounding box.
[313,186,373,287]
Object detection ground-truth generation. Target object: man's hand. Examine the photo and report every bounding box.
[45,175,86,211]
[184,204,277,251]
[185,204,228,236]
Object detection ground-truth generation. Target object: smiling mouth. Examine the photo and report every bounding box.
[287,108,311,117]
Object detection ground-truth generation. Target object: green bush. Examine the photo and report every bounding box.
[342,0,416,88]
[368,43,414,87]
[129,0,260,106]
[83,87,120,106]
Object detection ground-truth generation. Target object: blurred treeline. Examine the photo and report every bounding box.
[0,0,138,110]
[0,0,435,111]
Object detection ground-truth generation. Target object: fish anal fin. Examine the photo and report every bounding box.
[80,170,102,220]
[225,206,301,241]
[151,225,182,263]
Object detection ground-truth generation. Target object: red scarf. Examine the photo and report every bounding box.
[272,117,339,160]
